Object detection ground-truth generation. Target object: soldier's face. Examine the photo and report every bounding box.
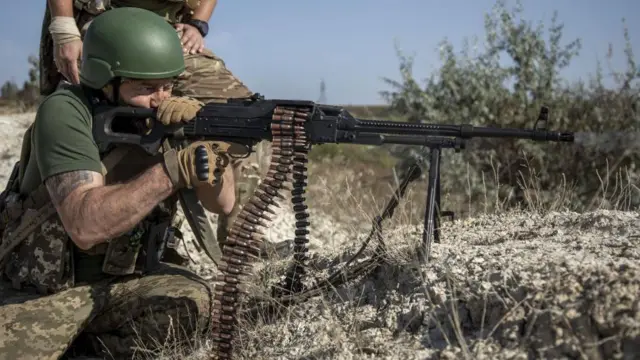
[119,78,175,108]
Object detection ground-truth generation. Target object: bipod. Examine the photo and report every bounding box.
[418,138,465,264]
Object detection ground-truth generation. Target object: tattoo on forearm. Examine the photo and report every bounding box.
[46,170,94,205]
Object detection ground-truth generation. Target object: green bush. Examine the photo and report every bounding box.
[380,0,640,214]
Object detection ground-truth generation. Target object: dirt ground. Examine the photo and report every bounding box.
[174,209,639,360]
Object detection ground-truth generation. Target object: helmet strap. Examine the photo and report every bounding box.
[101,77,128,106]
[98,78,123,105]
[112,77,122,105]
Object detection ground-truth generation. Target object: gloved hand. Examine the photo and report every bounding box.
[157,96,203,125]
[163,141,229,189]
[195,159,235,214]
[194,142,248,214]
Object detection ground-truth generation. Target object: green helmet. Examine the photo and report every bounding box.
[80,7,185,89]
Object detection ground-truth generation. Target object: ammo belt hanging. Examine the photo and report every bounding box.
[207,106,423,360]
[209,105,312,359]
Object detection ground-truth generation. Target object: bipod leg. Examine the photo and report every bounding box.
[433,147,442,244]
[419,146,440,264]
[438,150,456,224]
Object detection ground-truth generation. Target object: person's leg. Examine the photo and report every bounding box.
[0,264,211,359]
[172,48,253,102]
[70,264,213,359]
[0,281,102,359]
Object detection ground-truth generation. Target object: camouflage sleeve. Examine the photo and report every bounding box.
[32,90,104,181]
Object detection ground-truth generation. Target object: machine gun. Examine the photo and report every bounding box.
[93,94,572,154]
[92,93,574,359]
[93,94,572,259]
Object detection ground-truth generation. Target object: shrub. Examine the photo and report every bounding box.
[380,0,640,215]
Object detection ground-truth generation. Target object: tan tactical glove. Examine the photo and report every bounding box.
[194,142,250,213]
[163,141,229,189]
[163,140,248,213]
[157,96,204,125]
[195,157,235,214]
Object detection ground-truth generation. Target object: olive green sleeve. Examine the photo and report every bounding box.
[32,93,103,180]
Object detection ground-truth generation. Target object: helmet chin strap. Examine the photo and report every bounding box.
[100,78,122,106]
[103,77,134,107]
[112,77,126,106]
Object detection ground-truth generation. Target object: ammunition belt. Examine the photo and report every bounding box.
[209,105,312,359]
[208,106,421,359]
[242,163,420,319]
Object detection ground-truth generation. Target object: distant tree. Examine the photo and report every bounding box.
[28,56,39,86]
[1,81,20,100]
[16,55,41,106]
[0,55,42,108]
[380,0,640,213]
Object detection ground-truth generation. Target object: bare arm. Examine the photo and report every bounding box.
[46,163,176,250]
[47,0,83,83]
[191,0,217,22]
[48,0,74,17]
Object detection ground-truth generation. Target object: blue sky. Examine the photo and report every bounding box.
[0,0,638,104]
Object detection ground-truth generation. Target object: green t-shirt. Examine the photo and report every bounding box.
[19,85,104,195]
[18,85,108,282]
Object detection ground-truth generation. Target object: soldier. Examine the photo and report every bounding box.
[0,8,230,359]
[40,0,276,254]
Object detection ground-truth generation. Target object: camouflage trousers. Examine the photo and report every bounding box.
[39,6,272,246]
[0,264,212,360]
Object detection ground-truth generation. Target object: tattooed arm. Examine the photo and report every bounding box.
[45,163,175,250]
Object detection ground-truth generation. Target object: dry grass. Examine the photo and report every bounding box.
[120,163,639,360]
[0,100,37,115]
[304,149,640,231]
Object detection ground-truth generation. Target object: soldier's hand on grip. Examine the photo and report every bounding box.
[193,142,242,214]
[162,141,228,189]
[157,96,204,125]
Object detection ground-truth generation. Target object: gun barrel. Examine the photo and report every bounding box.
[354,120,574,142]
[470,126,574,142]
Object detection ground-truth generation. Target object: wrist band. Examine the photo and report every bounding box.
[49,16,82,45]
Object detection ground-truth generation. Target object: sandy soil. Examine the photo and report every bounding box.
[0,113,32,187]
[228,210,640,360]
[1,113,638,360]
